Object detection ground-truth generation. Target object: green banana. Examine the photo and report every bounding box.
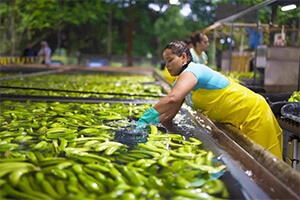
[85,163,110,173]
[72,164,84,174]
[18,176,53,200]
[186,161,226,174]
[56,180,67,196]
[0,179,6,187]
[158,155,176,167]
[76,152,111,163]
[39,157,67,167]
[41,179,61,199]
[130,149,160,158]
[169,150,195,159]
[13,135,34,143]
[2,184,41,200]
[202,179,227,196]
[206,151,214,166]
[59,138,68,151]
[147,176,164,189]
[82,140,99,147]
[78,128,100,135]
[104,145,120,155]
[173,189,217,200]
[78,174,100,193]
[189,137,202,145]
[27,151,38,164]
[138,143,168,154]
[65,170,80,194]
[31,141,48,150]
[9,168,31,187]
[28,175,43,192]
[50,168,68,179]
[0,162,36,172]
[46,127,68,134]
[94,141,123,152]
[35,171,44,183]
[93,171,106,182]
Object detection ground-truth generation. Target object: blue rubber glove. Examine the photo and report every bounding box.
[137,107,160,129]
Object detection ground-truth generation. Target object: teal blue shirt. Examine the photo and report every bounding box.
[190,48,208,65]
[183,62,229,90]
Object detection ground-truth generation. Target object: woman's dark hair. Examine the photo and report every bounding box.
[164,41,193,63]
[190,31,204,47]
[183,40,191,46]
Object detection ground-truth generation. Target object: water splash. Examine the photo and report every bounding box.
[114,122,150,147]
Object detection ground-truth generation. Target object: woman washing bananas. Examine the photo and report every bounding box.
[138,41,282,160]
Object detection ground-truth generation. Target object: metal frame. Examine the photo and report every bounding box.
[155,68,300,199]
[0,85,165,98]
[214,122,300,199]
[203,0,277,33]
[180,110,300,199]
[0,94,159,105]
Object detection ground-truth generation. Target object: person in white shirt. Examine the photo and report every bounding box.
[38,41,52,65]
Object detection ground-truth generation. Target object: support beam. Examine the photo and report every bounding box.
[203,0,277,33]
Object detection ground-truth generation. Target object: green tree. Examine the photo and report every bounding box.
[0,0,298,64]
[154,5,191,59]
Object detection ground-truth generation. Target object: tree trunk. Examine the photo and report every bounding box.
[0,4,2,55]
[107,1,112,59]
[57,0,62,50]
[126,0,133,67]
[157,37,162,61]
[11,0,15,56]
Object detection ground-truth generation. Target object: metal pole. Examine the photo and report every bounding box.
[298,51,300,90]
[229,23,234,72]
[126,0,133,67]
[212,28,216,68]
[253,9,259,85]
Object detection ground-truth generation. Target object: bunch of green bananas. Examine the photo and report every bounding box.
[288,91,300,102]
[0,73,163,99]
[1,101,228,199]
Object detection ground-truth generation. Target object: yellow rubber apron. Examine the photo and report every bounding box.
[190,79,283,159]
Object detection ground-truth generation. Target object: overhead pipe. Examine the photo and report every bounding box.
[203,0,278,33]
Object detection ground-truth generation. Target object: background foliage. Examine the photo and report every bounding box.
[0,0,299,64]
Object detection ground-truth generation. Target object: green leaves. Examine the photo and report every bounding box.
[154,6,190,44]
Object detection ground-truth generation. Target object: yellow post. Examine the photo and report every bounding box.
[26,57,29,63]
[17,57,20,64]
[22,57,25,64]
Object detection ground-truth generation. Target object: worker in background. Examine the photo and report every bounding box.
[38,41,52,65]
[138,41,282,160]
[22,43,37,63]
[190,31,209,65]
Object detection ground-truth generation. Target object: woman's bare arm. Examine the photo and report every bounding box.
[154,72,197,116]
[159,99,184,123]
